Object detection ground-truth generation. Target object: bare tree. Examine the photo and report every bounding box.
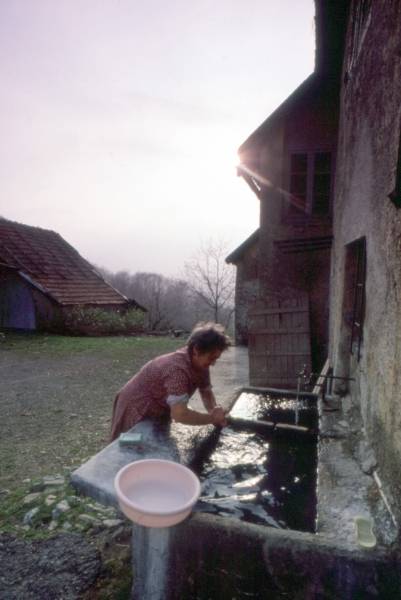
[97,244,235,332]
[97,267,196,331]
[184,239,235,327]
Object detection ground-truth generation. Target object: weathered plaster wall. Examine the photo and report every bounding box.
[329,0,401,521]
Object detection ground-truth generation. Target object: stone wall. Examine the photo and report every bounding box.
[329,0,401,523]
[246,76,338,372]
[169,513,400,600]
[234,276,258,345]
[233,245,259,345]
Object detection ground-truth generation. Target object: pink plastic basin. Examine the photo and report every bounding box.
[114,459,201,528]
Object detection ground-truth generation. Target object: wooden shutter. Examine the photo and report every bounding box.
[248,293,312,389]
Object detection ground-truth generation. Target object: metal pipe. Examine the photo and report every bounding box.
[226,416,316,438]
[240,385,318,401]
[295,375,301,425]
[309,374,355,381]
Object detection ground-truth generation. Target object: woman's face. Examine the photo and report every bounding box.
[191,347,223,369]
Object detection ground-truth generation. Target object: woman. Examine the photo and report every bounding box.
[110,322,231,440]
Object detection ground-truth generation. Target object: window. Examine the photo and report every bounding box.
[288,151,332,217]
[313,153,332,215]
[343,238,366,361]
[289,154,308,212]
[389,127,401,209]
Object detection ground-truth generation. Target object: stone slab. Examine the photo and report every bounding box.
[71,419,217,508]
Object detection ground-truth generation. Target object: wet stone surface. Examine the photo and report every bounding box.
[70,417,218,508]
[317,392,399,549]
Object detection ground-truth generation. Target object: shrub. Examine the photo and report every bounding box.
[124,308,147,331]
[62,306,146,336]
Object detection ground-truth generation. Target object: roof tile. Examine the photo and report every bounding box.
[0,219,128,306]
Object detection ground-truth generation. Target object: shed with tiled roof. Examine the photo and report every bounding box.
[0,218,144,331]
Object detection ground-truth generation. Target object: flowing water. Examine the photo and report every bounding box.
[195,392,318,532]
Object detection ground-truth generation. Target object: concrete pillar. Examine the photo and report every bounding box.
[131,525,171,600]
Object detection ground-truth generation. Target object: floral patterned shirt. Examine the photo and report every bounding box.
[110,347,211,440]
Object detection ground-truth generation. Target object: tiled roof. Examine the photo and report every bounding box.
[0,219,128,306]
[226,229,259,264]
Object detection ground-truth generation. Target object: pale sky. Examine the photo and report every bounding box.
[0,0,315,277]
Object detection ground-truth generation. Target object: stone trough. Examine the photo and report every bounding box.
[71,348,400,599]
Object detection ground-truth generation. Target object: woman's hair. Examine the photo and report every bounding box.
[187,322,232,355]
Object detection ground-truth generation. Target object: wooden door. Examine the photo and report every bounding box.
[248,293,311,389]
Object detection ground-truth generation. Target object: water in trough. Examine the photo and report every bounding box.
[194,392,318,532]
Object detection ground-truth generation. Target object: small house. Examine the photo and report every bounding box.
[0,218,143,332]
[235,0,401,531]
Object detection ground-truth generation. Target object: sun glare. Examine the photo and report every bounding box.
[190,135,240,180]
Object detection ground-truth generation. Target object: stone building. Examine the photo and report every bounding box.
[226,229,259,345]
[236,0,401,531]
[328,0,401,525]
[235,3,348,385]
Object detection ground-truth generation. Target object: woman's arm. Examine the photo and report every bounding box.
[199,387,217,412]
[170,403,227,426]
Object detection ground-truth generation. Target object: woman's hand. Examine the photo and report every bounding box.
[170,402,228,427]
[210,406,228,427]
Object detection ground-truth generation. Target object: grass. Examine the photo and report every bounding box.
[0,332,186,599]
[1,330,178,356]
[0,332,182,495]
